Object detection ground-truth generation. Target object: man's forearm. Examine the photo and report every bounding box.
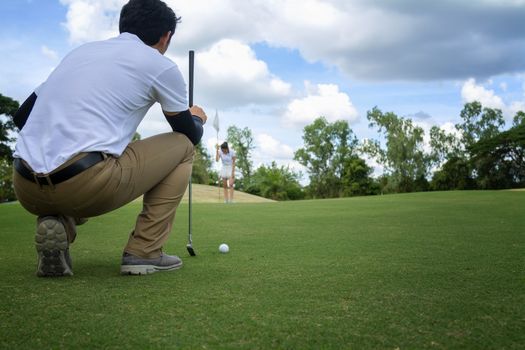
[164,109,203,145]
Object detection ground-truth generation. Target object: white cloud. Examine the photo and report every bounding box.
[440,121,462,138]
[41,45,59,60]
[58,0,255,50]
[190,39,291,108]
[461,78,525,119]
[57,1,292,109]
[58,0,398,79]
[461,78,505,110]
[255,133,294,160]
[252,132,307,184]
[136,104,169,137]
[283,82,358,127]
[58,0,525,81]
[59,0,123,44]
[509,101,525,116]
[167,0,257,52]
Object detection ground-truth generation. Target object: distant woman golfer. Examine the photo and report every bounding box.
[216,142,236,203]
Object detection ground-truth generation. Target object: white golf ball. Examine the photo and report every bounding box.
[219,243,229,253]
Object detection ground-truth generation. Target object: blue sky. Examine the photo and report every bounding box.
[1,0,524,178]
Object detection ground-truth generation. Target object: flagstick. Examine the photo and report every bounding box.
[213,109,221,203]
[217,130,221,203]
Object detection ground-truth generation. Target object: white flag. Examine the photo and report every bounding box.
[212,109,220,133]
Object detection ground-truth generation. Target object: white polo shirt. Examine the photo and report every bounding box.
[219,149,236,166]
[14,33,188,173]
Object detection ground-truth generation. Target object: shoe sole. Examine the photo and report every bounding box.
[120,261,183,275]
[35,217,73,277]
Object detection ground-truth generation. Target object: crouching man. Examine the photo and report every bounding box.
[12,0,207,276]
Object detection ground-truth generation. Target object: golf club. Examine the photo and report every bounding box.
[186,50,196,257]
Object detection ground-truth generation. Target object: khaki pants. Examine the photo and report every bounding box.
[13,132,194,259]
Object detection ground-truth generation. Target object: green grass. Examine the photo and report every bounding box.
[0,191,524,349]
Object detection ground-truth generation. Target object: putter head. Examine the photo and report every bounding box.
[186,244,196,256]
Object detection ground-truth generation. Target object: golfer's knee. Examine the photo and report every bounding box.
[183,139,195,161]
[171,132,194,157]
[186,140,195,158]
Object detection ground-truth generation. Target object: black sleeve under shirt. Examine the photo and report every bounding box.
[164,109,204,145]
[13,92,37,130]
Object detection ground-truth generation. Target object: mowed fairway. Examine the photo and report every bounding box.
[0,191,523,349]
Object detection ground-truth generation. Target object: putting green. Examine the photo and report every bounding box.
[0,190,523,349]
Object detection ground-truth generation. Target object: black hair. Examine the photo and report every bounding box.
[221,142,229,151]
[119,0,181,46]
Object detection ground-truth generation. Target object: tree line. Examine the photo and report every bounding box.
[200,102,524,200]
[1,93,524,202]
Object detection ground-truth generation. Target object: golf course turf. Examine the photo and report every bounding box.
[0,190,523,349]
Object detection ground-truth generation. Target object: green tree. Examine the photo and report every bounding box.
[0,94,20,202]
[191,143,212,184]
[454,102,511,189]
[455,101,505,150]
[246,162,304,200]
[0,158,16,202]
[513,111,525,127]
[429,126,462,168]
[430,156,476,191]
[363,107,430,193]
[226,125,254,189]
[132,132,141,142]
[340,156,377,196]
[207,169,220,187]
[0,94,19,160]
[294,117,372,198]
[428,126,473,191]
[469,122,525,189]
[430,103,521,191]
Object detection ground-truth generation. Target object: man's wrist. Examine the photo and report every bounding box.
[192,115,203,124]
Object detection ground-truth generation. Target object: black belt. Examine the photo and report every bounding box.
[14,152,105,186]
